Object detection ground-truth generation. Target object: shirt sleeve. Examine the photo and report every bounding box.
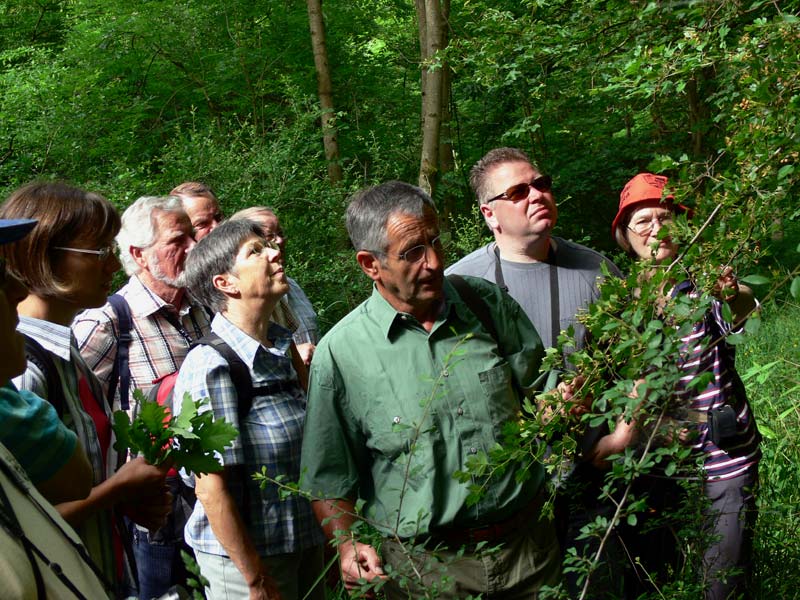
[0,385,78,484]
[173,346,244,466]
[286,278,319,345]
[300,344,365,500]
[72,310,118,399]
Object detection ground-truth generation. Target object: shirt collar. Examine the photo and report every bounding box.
[125,274,197,318]
[368,280,466,341]
[17,316,74,361]
[210,313,293,367]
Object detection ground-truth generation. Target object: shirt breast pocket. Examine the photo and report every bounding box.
[479,362,519,436]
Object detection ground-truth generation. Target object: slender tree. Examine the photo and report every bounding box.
[416,0,451,198]
[307,0,343,184]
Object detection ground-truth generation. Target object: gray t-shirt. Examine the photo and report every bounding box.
[446,237,621,354]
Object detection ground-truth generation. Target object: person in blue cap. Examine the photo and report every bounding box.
[0,216,110,598]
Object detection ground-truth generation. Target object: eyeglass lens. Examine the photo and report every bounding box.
[499,175,553,202]
[402,237,443,262]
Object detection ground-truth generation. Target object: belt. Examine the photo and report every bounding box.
[423,489,547,548]
[685,409,708,424]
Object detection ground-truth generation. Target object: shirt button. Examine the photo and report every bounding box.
[469,447,478,454]
[456,407,464,416]
[393,416,401,424]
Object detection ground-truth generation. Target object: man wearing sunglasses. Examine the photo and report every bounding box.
[447,147,621,354]
[446,147,624,597]
[300,181,560,599]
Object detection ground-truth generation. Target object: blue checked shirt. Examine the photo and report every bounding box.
[173,313,324,557]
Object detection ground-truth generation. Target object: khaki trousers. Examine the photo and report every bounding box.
[381,516,561,599]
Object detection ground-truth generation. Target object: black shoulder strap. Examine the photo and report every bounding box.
[447,274,502,355]
[192,333,255,422]
[107,294,133,410]
[0,476,46,599]
[22,335,65,419]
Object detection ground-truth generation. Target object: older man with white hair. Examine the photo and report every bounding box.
[73,195,211,600]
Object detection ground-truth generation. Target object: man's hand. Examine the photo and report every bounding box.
[339,539,386,593]
[120,488,173,531]
[248,572,282,600]
[537,374,589,423]
[559,374,590,418]
[295,342,316,366]
[112,457,172,530]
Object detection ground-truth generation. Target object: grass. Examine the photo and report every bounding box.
[738,297,800,598]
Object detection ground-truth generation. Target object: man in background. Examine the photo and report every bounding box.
[446,147,624,596]
[73,196,210,600]
[171,181,223,241]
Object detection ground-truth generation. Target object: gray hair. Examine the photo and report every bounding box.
[117,195,185,275]
[183,219,264,313]
[470,147,534,204]
[230,206,277,222]
[345,181,436,255]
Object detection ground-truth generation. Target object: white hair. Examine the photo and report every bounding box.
[116,195,185,275]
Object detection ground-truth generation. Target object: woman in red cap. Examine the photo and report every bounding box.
[609,173,762,600]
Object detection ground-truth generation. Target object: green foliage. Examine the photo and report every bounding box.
[3,0,800,595]
[112,390,238,476]
[180,549,210,600]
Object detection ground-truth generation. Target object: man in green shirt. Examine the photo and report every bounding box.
[300,181,560,598]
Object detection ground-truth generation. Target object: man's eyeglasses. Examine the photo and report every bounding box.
[53,244,118,261]
[396,236,444,263]
[627,213,674,236]
[487,175,553,203]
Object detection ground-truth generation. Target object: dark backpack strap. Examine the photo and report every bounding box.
[447,274,501,353]
[107,294,133,410]
[192,332,258,526]
[192,333,254,422]
[22,335,66,419]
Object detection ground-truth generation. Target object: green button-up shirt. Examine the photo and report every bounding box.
[301,276,544,539]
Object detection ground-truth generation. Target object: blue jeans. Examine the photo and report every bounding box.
[131,523,194,600]
[130,475,195,599]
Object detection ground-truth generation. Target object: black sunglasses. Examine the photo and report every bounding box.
[488,175,553,203]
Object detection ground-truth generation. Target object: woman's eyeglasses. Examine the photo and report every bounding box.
[627,213,674,236]
[53,244,118,261]
[487,175,553,203]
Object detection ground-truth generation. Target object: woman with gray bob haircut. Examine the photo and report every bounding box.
[173,218,325,600]
[183,219,264,313]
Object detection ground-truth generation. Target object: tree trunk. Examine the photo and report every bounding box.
[417,0,447,198]
[307,0,342,185]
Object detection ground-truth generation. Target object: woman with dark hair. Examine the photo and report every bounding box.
[0,181,171,594]
[174,219,324,600]
[0,217,110,598]
[608,173,761,600]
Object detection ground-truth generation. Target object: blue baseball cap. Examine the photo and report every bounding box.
[0,218,37,245]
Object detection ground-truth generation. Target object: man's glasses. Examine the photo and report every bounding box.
[53,244,118,261]
[627,213,674,236]
[487,175,553,203]
[396,236,444,263]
